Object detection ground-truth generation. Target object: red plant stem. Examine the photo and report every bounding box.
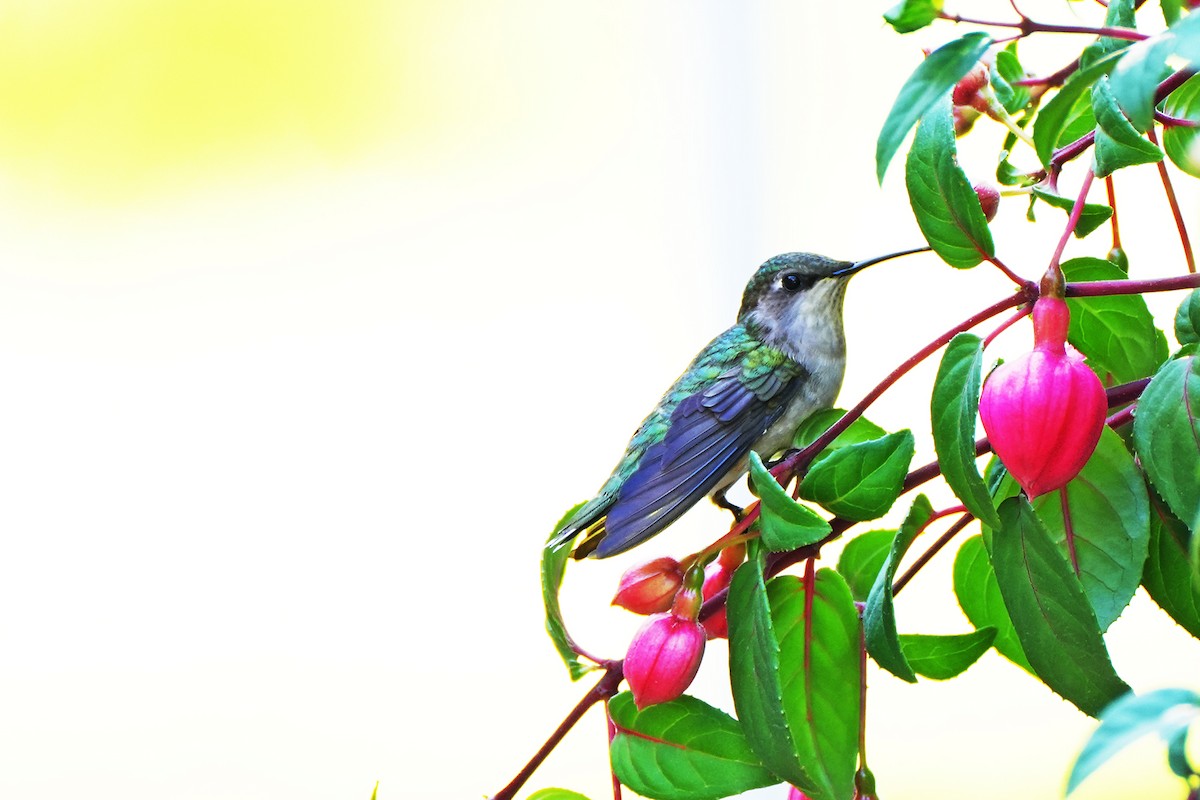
[1105,176,1121,251]
[490,663,625,800]
[1049,168,1096,275]
[779,290,1034,477]
[892,514,976,597]
[983,304,1033,348]
[1050,131,1096,175]
[1066,273,1200,296]
[1155,69,1198,104]
[1016,57,1080,88]
[858,613,869,772]
[1155,109,1200,128]
[803,557,816,703]
[1145,126,1196,274]
[988,255,1027,286]
[1106,377,1150,407]
[1106,404,1136,429]
[939,12,1148,40]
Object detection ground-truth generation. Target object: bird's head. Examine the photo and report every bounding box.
[737,248,927,360]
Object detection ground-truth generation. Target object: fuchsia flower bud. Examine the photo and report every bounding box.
[612,556,684,615]
[700,544,745,640]
[786,787,811,800]
[979,296,1107,498]
[623,566,706,708]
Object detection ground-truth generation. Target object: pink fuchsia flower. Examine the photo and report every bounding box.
[979,296,1107,498]
[612,556,683,615]
[623,612,706,708]
[623,566,706,708]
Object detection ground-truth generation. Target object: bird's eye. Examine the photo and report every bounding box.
[781,273,808,292]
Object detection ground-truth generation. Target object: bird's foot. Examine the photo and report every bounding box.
[712,489,744,523]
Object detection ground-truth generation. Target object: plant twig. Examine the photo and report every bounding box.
[490,663,625,800]
[1146,126,1196,274]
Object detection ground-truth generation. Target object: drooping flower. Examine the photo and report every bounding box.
[979,296,1107,498]
[612,556,683,615]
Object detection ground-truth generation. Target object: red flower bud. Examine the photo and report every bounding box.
[979,297,1107,498]
[952,64,989,107]
[612,557,683,615]
[698,545,743,639]
[974,183,1000,222]
[623,612,706,708]
[953,105,980,137]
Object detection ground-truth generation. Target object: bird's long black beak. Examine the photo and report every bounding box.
[831,245,932,277]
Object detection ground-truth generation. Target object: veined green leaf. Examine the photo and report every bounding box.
[749,452,832,552]
[1029,187,1113,238]
[989,497,1131,717]
[1067,689,1200,794]
[905,98,995,268]
[883,0,943,34]
[798,430,915,522]
[837,529,896,602]
[1133,355,1200,530]
[1062,257,1169,383]
[931,333,1001,528]
[1110,10,1200,132]
[877,32,993,182]
[953,534,1033,672]
[542,502,591,680]
[1092,77,1163,177]
[898,628,996,680]
[608,692,779,800]
[864,495,936,683]
[728,557,860,800]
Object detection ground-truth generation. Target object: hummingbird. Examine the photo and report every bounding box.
[550,247,927,559]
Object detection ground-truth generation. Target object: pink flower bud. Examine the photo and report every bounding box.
[979,297,1107,498]
[624,612,706,708]
[787,787,811,800]
[698,545,743,639]
[974,183,1000,222]
[612,557,683,615]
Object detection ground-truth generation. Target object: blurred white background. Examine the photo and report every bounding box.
[0,1,1195,798]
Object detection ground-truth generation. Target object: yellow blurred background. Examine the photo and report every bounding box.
[0,1,1195,798]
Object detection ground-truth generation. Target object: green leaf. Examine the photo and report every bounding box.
[1162,75,1200,178]
[1174,289,1200,345]
[1030,187,1113,238]
[1110,11,1200,132]
[883,0,943,34]
[876,32,994,183]
[608,693,779,800]
[798,430,916,521]
[1033,49,1125,166]
[528,791,593,800]
[749,451,832,552]
[1167,727,1195,779]
[1142,498,1200,640]
[989,497,1131,717]
[1080,0,1136,70]
[1133,355,1200,529]
[1067,688,1200,794]
[1061,257,1169,383]
[905,98,996,268]
[953,534,1033,672]
[996,147,1037,187]
[1009,428,1152,631]
[930,333,1001,529]
[792,408,887,454]
[992,46,1030,114]
[898,628,997,680]
[728,558,860,800]
[1163,0,1183,26]
[542,503,591,681]
[837,529,896,602]
[863,495,935,683]
[1092,77,1164,177]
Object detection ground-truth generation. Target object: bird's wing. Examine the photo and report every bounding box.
[592,358,802,557]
